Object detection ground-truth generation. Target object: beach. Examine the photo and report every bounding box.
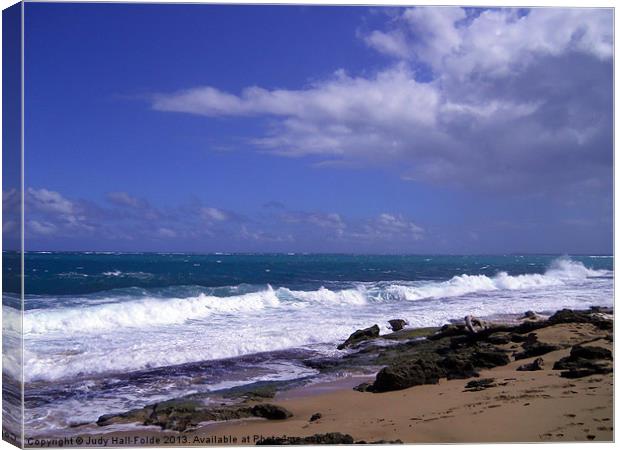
[53,306,613,445]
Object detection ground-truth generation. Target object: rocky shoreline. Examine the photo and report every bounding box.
[89,306,613,443]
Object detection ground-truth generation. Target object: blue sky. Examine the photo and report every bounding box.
[5,3,613,253]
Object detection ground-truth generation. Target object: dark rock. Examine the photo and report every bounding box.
[337,325,380,350]
[509,333,529,343]
[97,400,292,432]
[517,357,544,371]
[464,378,496,391]
[548,309,612,330]
[439,356,479,380]
[382,327,438,341]
[97,410,148,427]
[553,344,613,378]
[222,383,278,401]
[471,348,511,368]
[309,413,322,422]
[303,357,341,371]
[514,342,561,360]
[485,332,512,345]
[523,310,537,319]
[428,324,468,340]
[590,306,613,314]
[371,358,444,392]
[522,333,539,347]
[257,432,354,445]
[356,440,404,444]
[251,404,293,420]
[560,367,612,378]
[353,382,373,392]
[388,319,408,331]
[569,345,612,361]
[144,400,253,431]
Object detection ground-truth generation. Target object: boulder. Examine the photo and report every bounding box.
[553,345,613,378]
[517,357,544,371]
[388,319,408,332]
[570,345,612,361]
[371,358,444,392]
[337,325,380,350]
[251,404,293,420]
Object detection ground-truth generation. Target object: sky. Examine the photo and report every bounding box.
[3,3,613,253]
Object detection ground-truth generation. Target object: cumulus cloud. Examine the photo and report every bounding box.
[151,7,612,194]
[106,191,161,220]
[363,29,410,59]
[27,220,58,236]
[200,207,230,222]
[25,188,95,236]
[107,191,144,208]
[281,211,346,233]
[27,187,75,215]
[359,213,425,241]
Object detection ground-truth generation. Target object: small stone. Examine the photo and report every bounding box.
[309,413,322,422]
[517,357,544,371]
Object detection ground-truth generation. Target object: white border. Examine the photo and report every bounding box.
[0,2,615,450]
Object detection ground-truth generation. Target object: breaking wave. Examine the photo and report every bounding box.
[9,257,609,336]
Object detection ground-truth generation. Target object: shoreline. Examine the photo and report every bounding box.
[23,306,613,446]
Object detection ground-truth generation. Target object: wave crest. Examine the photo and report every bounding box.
[14,257,608,336]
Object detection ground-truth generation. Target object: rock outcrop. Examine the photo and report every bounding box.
[553,345,613,378]
[337,325,380,350]
[371,358,444,392]
[97,400,292,432]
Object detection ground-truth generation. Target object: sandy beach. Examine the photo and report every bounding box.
[48,308,613,446]
[207,321,613,443]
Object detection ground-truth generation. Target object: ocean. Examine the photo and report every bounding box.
[1,252,614,436]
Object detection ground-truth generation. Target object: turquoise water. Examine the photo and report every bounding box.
[3,252,613,297]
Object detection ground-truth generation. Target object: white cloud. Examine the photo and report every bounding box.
[200,207,229,222]
[364,30,410,59]
[368,8,612,78]
[27,188,75,215]
[373,213,424,240]
[107,191,142,208]
[28,220,58,236]
[281,211,346,233]
[157,227,177,238]
[240,225,293,242]
[151,7,611,193]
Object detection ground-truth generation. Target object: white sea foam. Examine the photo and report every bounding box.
[14,257,609,336]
